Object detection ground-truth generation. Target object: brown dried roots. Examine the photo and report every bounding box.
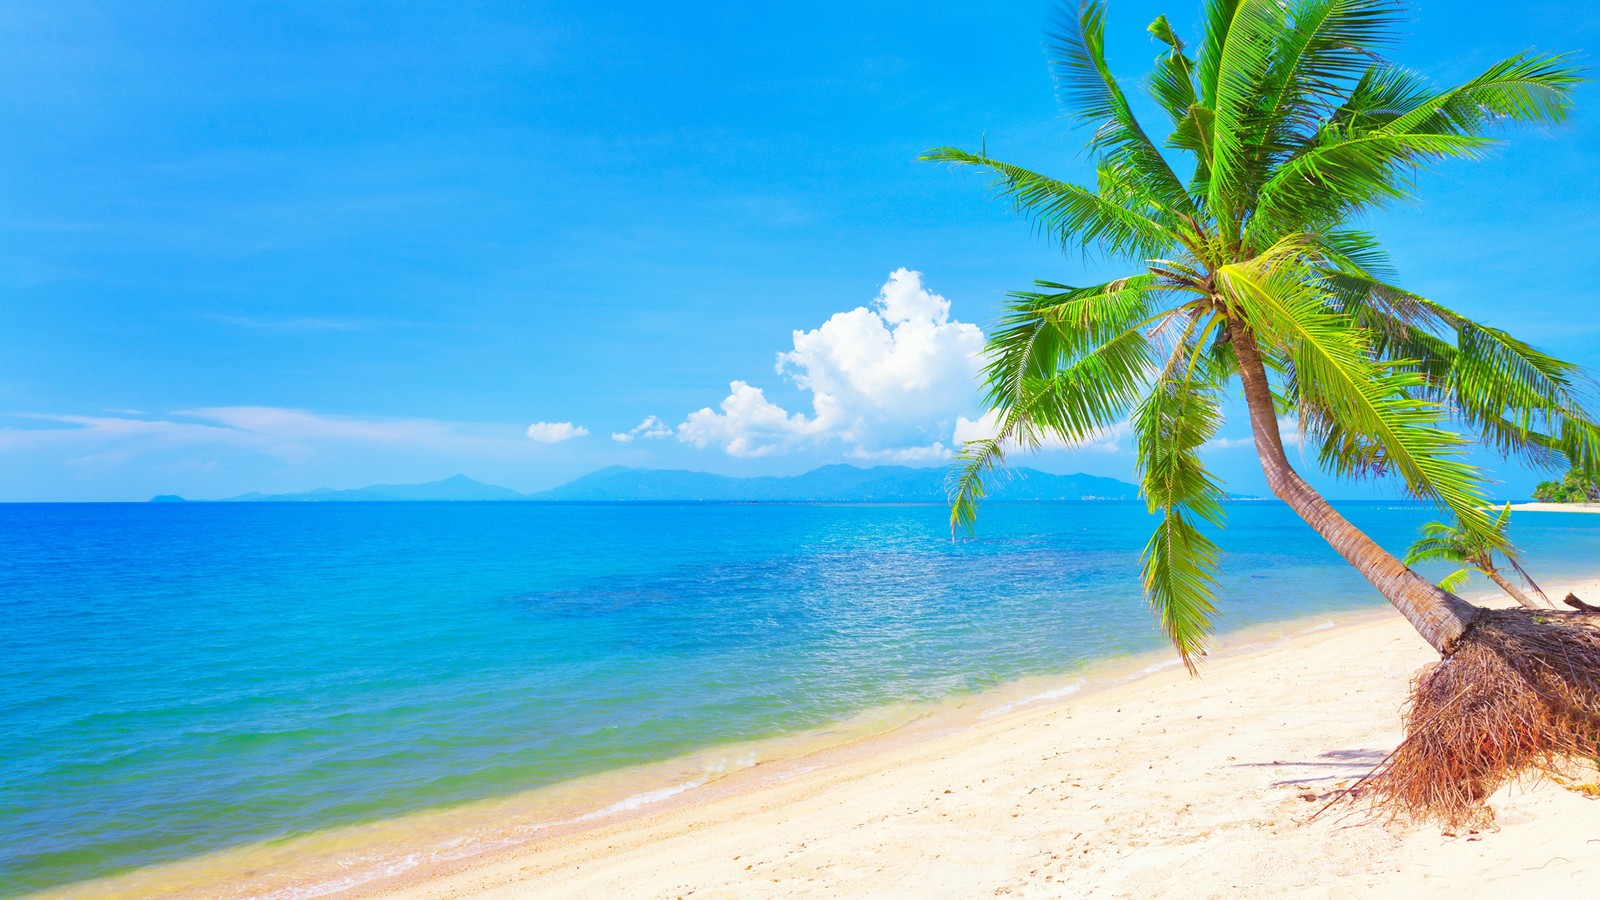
[1363,609,1600,827]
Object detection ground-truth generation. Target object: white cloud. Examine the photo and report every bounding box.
[1280,415,1304,446]
[951,411,1002,447]
[846,443,955,463]
[525,421,588,443]
[611,415,674,443]
[676,268,985,459]
[678,381,823,457]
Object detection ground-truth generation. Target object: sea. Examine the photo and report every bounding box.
[5,500,1600,897]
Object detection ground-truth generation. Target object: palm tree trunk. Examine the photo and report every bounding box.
[1505,556,1554,608]
[1483,568,1546,610]
[1228,326,1481,654]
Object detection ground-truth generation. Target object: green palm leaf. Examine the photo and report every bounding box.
[1046,1,1197,219]
[1218,260,1500,546]
[1136,349,1227,669]
[949,288,1159,534]
[918,148,1178,261]
[1145,15,1197,129]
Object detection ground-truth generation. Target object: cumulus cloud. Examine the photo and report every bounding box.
[676,268,985,458]
[679,381,825,457]
[525,421,588,443]
[611,415,674,443]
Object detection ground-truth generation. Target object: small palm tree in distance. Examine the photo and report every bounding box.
[1404,505,1551,611]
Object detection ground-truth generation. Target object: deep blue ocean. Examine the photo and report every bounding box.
[5,500,1600,896]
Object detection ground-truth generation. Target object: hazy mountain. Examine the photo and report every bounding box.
[155,466,1146,503]
[527,464,1139,502]
[213,474,525,502]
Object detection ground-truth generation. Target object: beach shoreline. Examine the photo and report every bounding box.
[35,605,1386,900]
[43,583,1600,899]
[1505,502,1600,514]
[359,583,1600,900]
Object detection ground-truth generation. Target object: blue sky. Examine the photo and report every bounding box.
[2,0,1597,501]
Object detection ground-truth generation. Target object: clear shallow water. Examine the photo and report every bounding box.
[4,500,1600,896]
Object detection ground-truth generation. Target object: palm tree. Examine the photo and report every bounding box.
[1404,505,1552,611]
[925,1,1597,672]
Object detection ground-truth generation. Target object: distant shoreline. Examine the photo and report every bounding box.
[1507,502,1600,514]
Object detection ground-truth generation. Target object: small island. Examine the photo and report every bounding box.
[1510,468,1600,513]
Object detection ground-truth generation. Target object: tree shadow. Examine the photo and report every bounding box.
[1228,749,1390,786]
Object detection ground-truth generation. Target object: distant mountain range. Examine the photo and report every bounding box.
[221,474,525,503]
[530,464,1140,502]
[153,465,1152,503]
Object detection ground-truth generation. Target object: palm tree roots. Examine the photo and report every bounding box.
[1364,609,1600,827]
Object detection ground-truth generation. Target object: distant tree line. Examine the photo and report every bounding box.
[1532,469,1600,503]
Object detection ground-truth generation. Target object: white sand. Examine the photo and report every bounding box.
[1506,503,1600,514]
[357,587,1600,900]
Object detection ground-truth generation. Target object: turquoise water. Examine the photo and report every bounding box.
[4,500,1600,896]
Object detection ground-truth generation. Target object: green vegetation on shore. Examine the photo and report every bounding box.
[1533,469,1600,504]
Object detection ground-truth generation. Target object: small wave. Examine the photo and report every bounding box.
[982,680,1085,718]
[1138,658,1182,676]
[268,755,762,899]
[573,779,705,822]
[262,851,422,900]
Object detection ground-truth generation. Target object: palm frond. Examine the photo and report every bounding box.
[1251,52,1581,242]
[1145,15,1198,129]
[1003,329,1155,447]
[1218,260,1501,548]
[918,147,1179,261]
[1135,348,1228,670]
[1195,0,1246,110]
[1326,64,1435,133]
[948,411,1022,537]
[1207,0,1282,238]
[1403,505,1527,597]
[1387,52,1582,136]
[1046,1,1197,218]
[1335,277,1600,472]
[1241,1,1404,189]
[1437,567,1472,593]
[951,285,1163,535]
[983,275,1163,399]
[1249,131,1494,243]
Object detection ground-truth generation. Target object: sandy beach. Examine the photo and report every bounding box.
[1506,503,1600,514]
[351,585,1600,898]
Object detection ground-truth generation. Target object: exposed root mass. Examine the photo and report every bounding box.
[1366,609,1600,827]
